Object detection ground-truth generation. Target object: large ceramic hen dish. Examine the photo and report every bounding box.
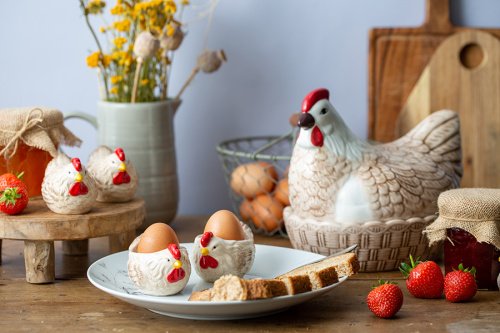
[87,243,348,320]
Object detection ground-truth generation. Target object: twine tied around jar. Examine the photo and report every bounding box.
[0,106,82,160]
[424,188,500,249]
[0,108,44,159]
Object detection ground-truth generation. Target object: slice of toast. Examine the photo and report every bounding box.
[188,288,212,301]
[279,275,312,295]
[275,252,359,290]
[188,252,359,301]
[276,265,338,290]
[210,275,287,301]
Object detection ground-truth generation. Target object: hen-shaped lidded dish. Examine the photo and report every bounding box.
[128,223,191,296]
[41,154,98,214]
[87,146,139,203]
[191,210,255,282]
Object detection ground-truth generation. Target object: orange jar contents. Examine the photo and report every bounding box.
[0,142,54,198]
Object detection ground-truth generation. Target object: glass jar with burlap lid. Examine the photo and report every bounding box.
[0,107,81,198]
[425,188,500,290]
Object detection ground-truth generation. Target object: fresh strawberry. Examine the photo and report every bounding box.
[367,280,404,318]
[400,255,444,298]
[444,263,477,302]
[0,172,28,215]
[0,172,25,188]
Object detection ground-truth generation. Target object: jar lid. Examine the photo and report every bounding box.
[425,188,500,249]
[0,107,81,159]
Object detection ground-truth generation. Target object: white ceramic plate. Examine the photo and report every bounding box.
[87,243,347,320]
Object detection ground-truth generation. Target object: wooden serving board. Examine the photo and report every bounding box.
[397,30,500,189]
[368,0,500,143]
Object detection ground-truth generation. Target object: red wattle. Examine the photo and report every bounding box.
[69,182,88,196]
[199,255,218,269]
[113,171,131,185]
[311,126,324,147]
[167,268,186,283]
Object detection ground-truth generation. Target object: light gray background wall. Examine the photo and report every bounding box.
[1,0,499,215]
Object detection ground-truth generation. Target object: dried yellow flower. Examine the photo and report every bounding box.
[101,54,112,68]
[110,87,119,94]
[111,75,123,84]
[87,0,106,15]
[113,37,128,49]
[86,51,100,68]
[113,19,131,32]
[141,79,150,85]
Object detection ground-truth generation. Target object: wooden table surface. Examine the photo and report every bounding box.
[1,215,499,332]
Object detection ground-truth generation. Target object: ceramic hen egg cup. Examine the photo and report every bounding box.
[191,221,255,282]
[127,234,191,296]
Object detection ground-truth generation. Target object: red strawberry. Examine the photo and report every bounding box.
[444,263,477,302]
[0,172,28,215]
[0,172,25,188]
[367,280,404,318]
[400,255,444,298]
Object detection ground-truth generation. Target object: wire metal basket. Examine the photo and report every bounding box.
[216,129,296,237]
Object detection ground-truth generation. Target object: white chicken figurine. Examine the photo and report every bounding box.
[192,228,255,283]
[87,146,138,202]
[286,88,462,224]
[128,240,191,296]
[42,154,98,214]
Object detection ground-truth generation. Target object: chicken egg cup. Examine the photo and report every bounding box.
[191,221,255,282]
[127,234,191,296]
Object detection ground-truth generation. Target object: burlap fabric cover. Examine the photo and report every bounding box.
[425,188,500,249]
[0,107,81,159]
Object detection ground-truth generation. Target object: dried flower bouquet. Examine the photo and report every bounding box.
[81,0,225,103]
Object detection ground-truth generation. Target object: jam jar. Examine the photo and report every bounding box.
[0,107,81,198]
[445,227,500,290]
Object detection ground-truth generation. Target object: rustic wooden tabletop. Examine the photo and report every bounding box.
[1,215,499,332]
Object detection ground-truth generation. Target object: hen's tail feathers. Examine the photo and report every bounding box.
[404,110,463,186]
[45,154,71,176]
[88,145,113,167]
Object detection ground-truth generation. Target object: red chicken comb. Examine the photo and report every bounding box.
[302,88,330,113]
[167,243,181,260]
[200,231,213,247]
[115,148,125,162]
[71,158,82,172]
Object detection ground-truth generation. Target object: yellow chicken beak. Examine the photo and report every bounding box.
[75,172,83,182]
[119,163,126,172]
[200,248,209,256]
[173,260,182,269]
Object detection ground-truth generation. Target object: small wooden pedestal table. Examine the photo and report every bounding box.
[0,196,146,284]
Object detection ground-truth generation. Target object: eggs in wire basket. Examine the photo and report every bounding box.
[230,161,290,233]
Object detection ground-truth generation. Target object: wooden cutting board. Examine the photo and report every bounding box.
[368,0,500,143]
[397,30,500,188]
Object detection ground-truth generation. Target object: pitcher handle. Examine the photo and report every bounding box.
[64,111,98,129]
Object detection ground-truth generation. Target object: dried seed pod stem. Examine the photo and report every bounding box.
[131,58,144,104]
[175,66,200,100]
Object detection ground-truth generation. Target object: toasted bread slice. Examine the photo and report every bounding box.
[279,275,312,295]
[188,288,212,301]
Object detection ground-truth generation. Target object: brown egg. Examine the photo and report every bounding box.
[251,194,284,232]
[273,179,290,206]
[239,199,254,221]
[137,223,180,253]
[204,210,246,240]
[230,162,278,199]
